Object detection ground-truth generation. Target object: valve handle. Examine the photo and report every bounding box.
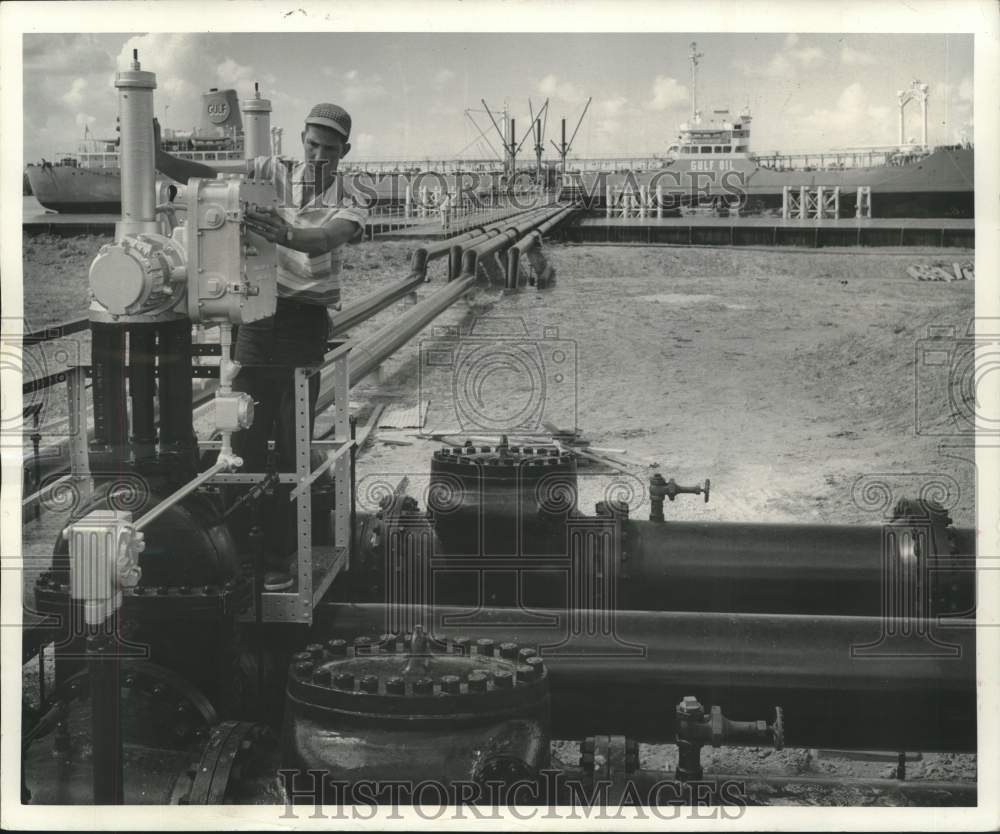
[664,477,711,503]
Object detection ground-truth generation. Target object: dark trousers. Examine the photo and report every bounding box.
[232,299,329,565]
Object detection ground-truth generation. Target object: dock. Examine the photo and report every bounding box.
[23,205,975,248]
[552,215,975,248]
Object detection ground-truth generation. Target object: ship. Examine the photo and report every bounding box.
[25,88,249,213]
[573,43,974,218]
[579,106,974,218]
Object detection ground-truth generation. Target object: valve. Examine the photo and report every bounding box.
[649,474,710,521]
[674,694,783,781]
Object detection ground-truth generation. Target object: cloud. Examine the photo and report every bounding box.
[62,77,89,109]
[429,101,460,117]
[789,46,824,66]
[840,45,877,66]
[790,82,904,148]
[647,76,687,111]
[735,35,825,79]
[958,76,973,102]
[433,68,455,87]
[24,34,116,75]
[537,73,586,103]
[217,58,255,86]
[596,96,627,117]
[762,53,794,78]
[341,70,387,103]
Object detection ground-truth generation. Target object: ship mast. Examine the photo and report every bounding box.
[689,41,704,125]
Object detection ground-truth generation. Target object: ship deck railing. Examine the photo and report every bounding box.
[753,148,935,171]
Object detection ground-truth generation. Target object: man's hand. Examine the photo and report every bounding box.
[245,206,295,245]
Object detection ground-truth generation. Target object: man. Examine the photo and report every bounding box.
[155,103,367,590]
[438,189,454,232]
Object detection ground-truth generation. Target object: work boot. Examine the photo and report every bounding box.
[264,570,294,592]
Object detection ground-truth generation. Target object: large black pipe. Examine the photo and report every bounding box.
[314,603,976,752]
[88,631,124,804]
[156,318,194,471]
[89,321,128,469]
[127,324,157,464]
[347,511,975,618]
[621,519,976,616]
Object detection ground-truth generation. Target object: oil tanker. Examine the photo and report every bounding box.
[25,88,249,214]
[577,109,974,218]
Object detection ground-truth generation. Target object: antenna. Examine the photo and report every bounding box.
[689,41,704,124]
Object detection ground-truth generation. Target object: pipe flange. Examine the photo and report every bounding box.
[287,630,548,718]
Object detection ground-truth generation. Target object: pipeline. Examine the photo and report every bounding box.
[506,204,576,287]
[330,249,429,335]
[443,204,558,279]
[618,518,975,616]
[346,514,976,619]
[326,204,559,336]
[316,602,976,752]
[314,205,569,412]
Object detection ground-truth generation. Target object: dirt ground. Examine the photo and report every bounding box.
[19,232,977,805]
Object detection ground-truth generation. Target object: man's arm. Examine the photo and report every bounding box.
[153,118,219,183]
[244,208,363,257]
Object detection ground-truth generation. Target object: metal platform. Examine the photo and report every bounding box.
[556,215,975,248]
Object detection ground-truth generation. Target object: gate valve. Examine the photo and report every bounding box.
[675,697,784,750]
[649,474,710,521]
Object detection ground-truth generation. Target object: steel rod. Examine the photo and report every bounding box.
[133,458,230,531]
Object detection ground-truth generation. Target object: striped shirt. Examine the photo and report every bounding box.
[247,155,368,307]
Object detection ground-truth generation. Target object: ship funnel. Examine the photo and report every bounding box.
[240,81,272,160]
[199,88,243,146]
[114,49,159,237]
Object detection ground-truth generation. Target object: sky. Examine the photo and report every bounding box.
[22,32,974,163]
